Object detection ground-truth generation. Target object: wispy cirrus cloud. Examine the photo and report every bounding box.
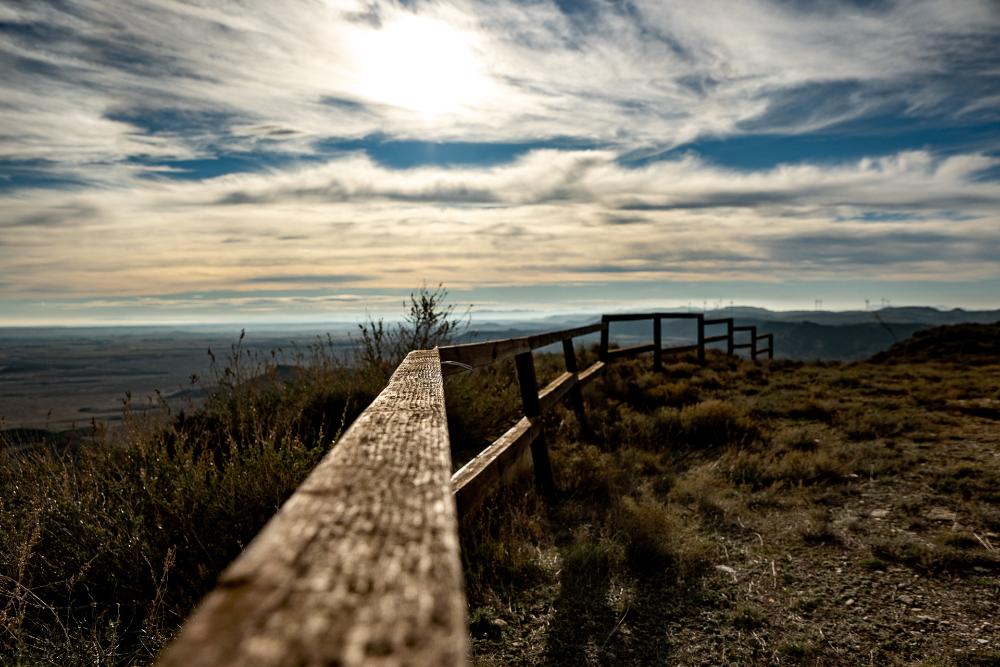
[0,0,998,322]
[2,0,997,176]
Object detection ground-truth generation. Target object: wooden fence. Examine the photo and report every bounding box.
[157,313,773,667]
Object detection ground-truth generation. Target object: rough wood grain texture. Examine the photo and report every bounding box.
[602,313,656,322]
[515,351,555,496]
[157,349,467,667]
[538,371,576,414]
[451,417,539,517]
[577,360,606,385]
[438,323,602,370]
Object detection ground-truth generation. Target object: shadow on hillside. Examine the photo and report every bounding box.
[542,537,709,665]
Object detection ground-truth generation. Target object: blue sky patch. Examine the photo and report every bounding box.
[632,116,1000,170]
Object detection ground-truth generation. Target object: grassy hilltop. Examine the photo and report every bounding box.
[1,316,998,665]
[462,327,1000,666]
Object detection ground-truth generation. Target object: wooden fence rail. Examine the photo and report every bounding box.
[157,350,468,667]
[441,323,606,516]
[158,312,774,667]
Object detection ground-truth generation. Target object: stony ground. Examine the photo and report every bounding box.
[464,356,1000,666]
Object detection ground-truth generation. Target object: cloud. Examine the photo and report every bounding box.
[1,147,996,313]
[242,273,372,285]
[1,0,997,185]
[0,0,997,321]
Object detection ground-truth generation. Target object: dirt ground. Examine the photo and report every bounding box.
[466,357,1000,666]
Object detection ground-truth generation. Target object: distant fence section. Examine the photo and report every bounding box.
[158,312,774,667]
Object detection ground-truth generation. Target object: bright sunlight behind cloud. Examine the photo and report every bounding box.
[0,0,998,323]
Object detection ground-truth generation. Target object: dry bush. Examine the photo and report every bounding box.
[677,400,761,449]
[613,496,711,582]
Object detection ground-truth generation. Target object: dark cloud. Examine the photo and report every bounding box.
[5,205,96,228]
[242,274,369,284]
[602,214,649,225]
[764,230,1000,266]
[772,0,896,16]
[318,96,373,113]
[617,191,803,210]
[215,182,499,206]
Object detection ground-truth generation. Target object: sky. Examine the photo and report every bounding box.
[1,0,999,325]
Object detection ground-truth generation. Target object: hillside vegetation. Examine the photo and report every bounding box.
[872,322,1000,365]
[460,345,1000,665]
[2,307,998,666]
[0,287,459,666]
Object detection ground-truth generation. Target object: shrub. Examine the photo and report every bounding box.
[356,283,470,373]
[614,497,710,582]
[678,400,761,449]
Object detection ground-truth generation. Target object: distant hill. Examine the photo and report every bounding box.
[465,307,1000,361]
[871,322,1000,364]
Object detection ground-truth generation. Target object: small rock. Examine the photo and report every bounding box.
[492,618,508,630]
[926,507,957,522]
[845,598,855,606]
[916,615,934,622]
[870,509,890,519]
[716,565,737,577]
[899,595,914,604]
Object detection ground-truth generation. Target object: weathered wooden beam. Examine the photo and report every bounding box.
[156,349,467,667]
[515,351,555,496]
[538,371,576,415]
[653,312,703,319]
[661,343,701,354]
[602,313,656,322]
[599,318,610,362]
[653,315,662,371]
[577,360,606,386]
[733,325,757,358]
[606,342,657,359]
[438,322,603,370]
[562,339,591,436]
[756,333,774,360]
[452,416,540,518]
[696,314,706,364]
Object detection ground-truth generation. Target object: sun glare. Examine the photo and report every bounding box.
[348,15,491,119]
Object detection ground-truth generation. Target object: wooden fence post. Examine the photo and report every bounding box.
[750,326,758,361]
[515,351,555,496]
[562,339,592,437]
[599,316,610,362]
[696,314,706,364]
[653,315,662,371]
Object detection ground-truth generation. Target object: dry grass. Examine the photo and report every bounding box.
[463,350,1000,665]
[0,339,386,665]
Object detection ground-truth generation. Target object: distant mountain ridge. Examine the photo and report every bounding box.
[464,306,1000,361]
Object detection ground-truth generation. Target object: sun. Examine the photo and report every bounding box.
[347,14,491,120]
